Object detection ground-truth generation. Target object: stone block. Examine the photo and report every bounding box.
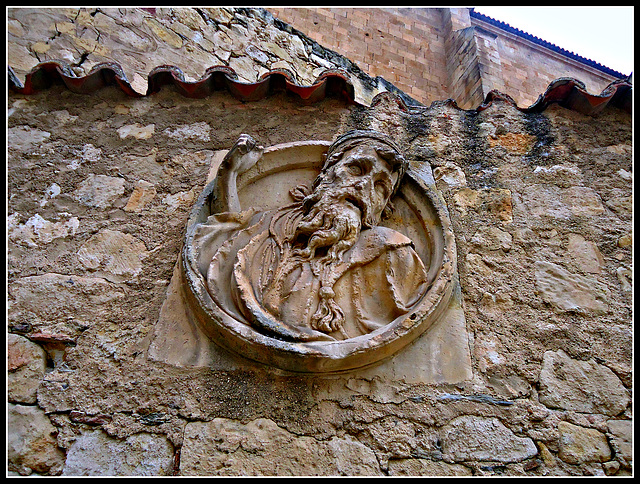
[8,273,127,338]
[538,349,629,416]
[439,415,537,463]
[62,429,174,476]
[8,404,66,475]
[606,419,632,468]
[72,174,126,209]
[77,229,149,283]
[8,333,47,404]
[179,417,381,476]
[534,261,609,315]
[557,421,611,465]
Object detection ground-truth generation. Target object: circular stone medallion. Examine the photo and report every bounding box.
[182,139,456,373]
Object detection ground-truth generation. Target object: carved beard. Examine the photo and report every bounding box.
[263,186,366,334]
[293,190,363,262]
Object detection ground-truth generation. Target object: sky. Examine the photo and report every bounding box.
[473,6,634,76]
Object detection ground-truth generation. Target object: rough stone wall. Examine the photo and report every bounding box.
[8,83,632,477]
[7,6,633,478]
[7,84,356,476]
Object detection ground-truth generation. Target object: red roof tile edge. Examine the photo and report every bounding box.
[8,62,632,115]
[479,78,632,115]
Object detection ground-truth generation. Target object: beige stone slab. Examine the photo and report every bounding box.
[357,289,472,384]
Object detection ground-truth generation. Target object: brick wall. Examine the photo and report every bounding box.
[270,8,451,104]
[485,28,617,108]
[269,8,622,108]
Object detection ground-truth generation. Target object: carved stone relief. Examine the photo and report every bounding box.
[180,130,458,372]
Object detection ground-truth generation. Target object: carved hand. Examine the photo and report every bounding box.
[220,133,264,176]
[215,134,264,213]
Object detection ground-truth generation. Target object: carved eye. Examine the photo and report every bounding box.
[347,163,363,176]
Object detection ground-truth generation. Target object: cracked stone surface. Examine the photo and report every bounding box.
[7,7,382,103]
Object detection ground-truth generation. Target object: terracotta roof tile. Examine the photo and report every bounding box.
[478,78,632,115]
[8,61,632,116]
[8,61,356,104]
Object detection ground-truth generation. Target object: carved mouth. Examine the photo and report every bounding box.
[343,195,365,215]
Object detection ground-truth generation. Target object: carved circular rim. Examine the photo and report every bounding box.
[182,140,456,373]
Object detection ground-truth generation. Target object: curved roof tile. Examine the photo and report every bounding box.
[8,61,631,116]
[8,61,357,105]
[474,77,632,115]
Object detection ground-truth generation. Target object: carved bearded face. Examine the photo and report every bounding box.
[291,141,402,262]
[317,143,399,226]
[263,135,407,334]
